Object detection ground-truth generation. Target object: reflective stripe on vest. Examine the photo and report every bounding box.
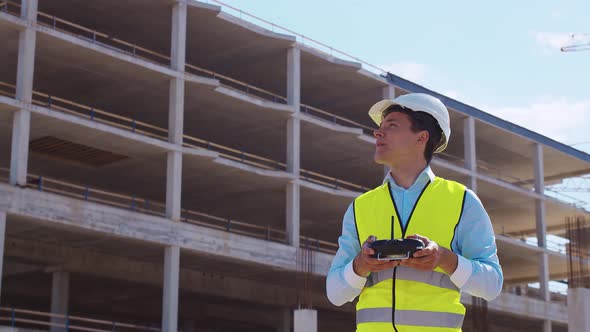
[367,266,459,291]
[357,308,464,329]
[354,177,467,332]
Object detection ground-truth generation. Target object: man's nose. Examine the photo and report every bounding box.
[374,128,384,138]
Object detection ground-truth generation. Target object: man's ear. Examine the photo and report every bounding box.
[417,130,429,146]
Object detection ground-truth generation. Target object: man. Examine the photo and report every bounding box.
[326,93,502,332]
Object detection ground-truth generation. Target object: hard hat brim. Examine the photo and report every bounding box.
[368,99,399,126]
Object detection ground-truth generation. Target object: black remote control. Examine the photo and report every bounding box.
[369,238,425,261]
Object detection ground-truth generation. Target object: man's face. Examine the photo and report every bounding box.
[373,111,425,165]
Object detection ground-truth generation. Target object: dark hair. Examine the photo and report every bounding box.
[382,105,443,163]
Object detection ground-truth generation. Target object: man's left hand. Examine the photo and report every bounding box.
[399,234,458,275]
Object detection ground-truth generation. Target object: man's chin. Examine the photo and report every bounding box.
[373,155,387,165]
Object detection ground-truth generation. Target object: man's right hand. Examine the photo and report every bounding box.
[353,235,399,277]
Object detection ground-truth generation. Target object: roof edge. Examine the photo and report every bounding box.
[385,72,590,164]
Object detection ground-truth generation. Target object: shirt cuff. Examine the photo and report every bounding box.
[344,259,367,289]
[450,254,473,289]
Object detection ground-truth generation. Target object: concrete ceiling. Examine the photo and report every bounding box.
[5,216,166,263]
[300,117,383,189]
[184,87,293,164]
[496,236,570,284]
[477,179,580,235]
[33,32,171,125]
[299,47,387,128]
[38,0,172,59]
[0,20,19,86]
[300,185,356,243]
[186,3,293,98]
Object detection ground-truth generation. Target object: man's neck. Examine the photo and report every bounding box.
[388,160,428,189]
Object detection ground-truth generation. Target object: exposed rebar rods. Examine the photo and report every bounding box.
[471,296,489,332]
[566,216,590,288]
[296,239,314,309]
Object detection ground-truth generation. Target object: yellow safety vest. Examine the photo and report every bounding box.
[354,177,467,332]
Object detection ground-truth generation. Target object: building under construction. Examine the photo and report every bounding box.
[0,1,589,331]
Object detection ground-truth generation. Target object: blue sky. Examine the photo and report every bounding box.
[211,0,589,153]
[208,0,590,206]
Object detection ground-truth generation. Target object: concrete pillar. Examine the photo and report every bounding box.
[50,271,70,332]
[286,46,301,248]
[0,213,5,301]
[9,0,38,186]
[294,309,316,332]
[382,85,396,179]
[286,46,301,174]
[286,182,300,247]
[168,78,185,145]
[382,85,396,100]
[162,246,180,332]
[534,143,551,332]
[166,80,184,223]
[170,1,187,72]
[464,116,477,192]
[168,0,185,143]
[166,151,182,221]
[166,1,186,222]
[568,288,590,332]
[276,307,291,332]
[286,117,301,174]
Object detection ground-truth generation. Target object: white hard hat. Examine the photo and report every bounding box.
[368,93,451,153]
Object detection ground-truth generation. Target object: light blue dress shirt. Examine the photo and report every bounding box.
[326,166,503,306]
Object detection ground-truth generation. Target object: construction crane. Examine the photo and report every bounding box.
[561,33,590,52]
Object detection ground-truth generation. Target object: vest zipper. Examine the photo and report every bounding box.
[392,266,399,332]
[391,215,399,332]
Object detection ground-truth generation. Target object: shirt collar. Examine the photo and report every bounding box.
[383,165,435,191]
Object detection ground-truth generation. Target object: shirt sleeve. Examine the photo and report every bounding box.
[451,189,504,301]
[326,203,367,306]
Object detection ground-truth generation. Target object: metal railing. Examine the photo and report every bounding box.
[0,306,160,332]
[35,6,171,66]
[300,103,374,135]
[0,0,18,15]
[0,81,373,191]
[0,167,339,254]
[185,63,287,104]
[4,1,289,105]
[182,135,288,172]
[503,284,568,304]
[0,82,169,141]
[1,3,390,190]
[2,1,390,132]
[301,168,371,192]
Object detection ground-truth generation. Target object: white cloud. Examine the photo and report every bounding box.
[534,32,572,51]
[483,97,590,144]
[379,62,428,83]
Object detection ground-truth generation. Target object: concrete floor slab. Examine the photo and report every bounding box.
[0,10,26,31]
[0,184,323,274]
